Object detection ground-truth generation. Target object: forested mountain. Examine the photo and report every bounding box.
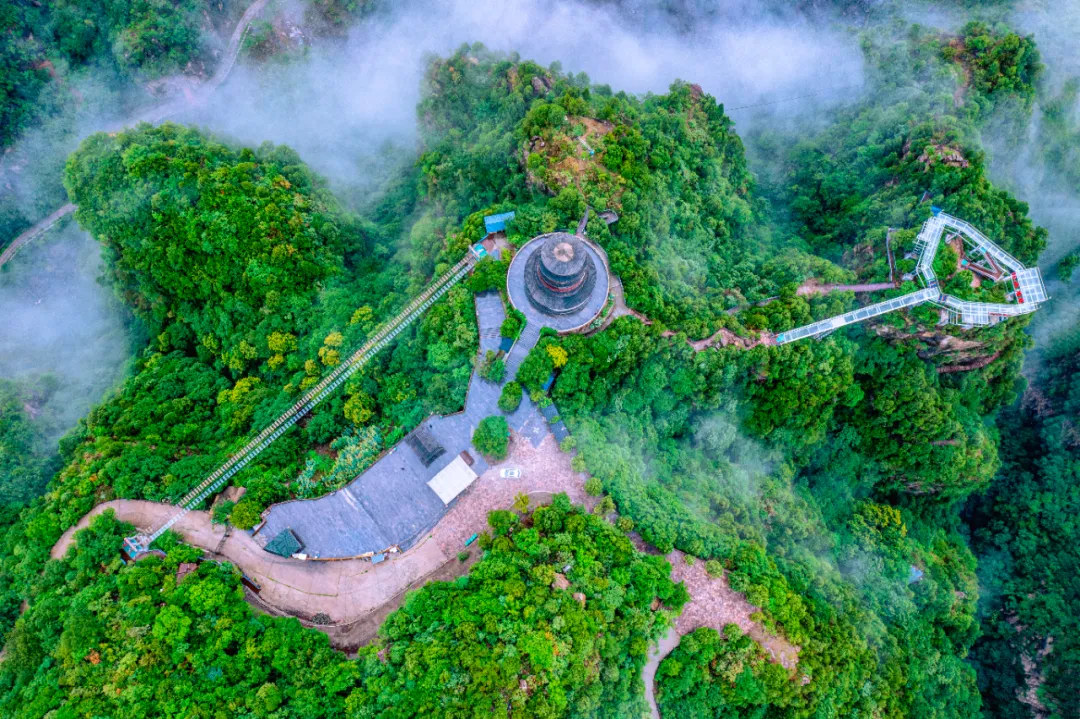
[4,495,682,717]
[968,324,1080,719]
[0,3,1076,718]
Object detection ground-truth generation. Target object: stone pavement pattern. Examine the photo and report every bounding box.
[258,291,549,558]
[50,431,590,624]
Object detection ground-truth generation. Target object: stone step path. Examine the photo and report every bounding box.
[504,322,542,379]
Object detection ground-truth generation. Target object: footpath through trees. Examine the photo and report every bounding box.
[0,0,271,259]
[52,431,798,714]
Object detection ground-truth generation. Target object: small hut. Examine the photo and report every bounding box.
[406,425,445,467]
[265,529,303,558]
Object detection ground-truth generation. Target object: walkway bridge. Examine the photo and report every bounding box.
[776,210,1047,344]
[124,255,475,555]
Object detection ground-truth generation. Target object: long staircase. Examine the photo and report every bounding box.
[504,321,543,379]
[124,256,474,555]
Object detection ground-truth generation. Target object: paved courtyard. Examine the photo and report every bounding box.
[507,235,610,332]
[256,291,550,558]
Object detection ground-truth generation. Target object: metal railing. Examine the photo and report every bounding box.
[937,213,1024,273]
[129,256,474,551]
[775,212,1046,345]
[776,288,938,344]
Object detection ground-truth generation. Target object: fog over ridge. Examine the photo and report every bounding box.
[177,0,868,194]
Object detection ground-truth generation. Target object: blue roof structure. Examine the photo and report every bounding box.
[484,211,515,234]
[541,372,556,392]
[265,529,303,557]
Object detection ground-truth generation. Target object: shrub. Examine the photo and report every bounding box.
[516,342,556,390]
[458,551,470,562]
[229,499,263,529]
[467,258,510,292]
[473,415,510,460]
[584,477,603,496]
[617,516,634,532]
[559,436,576,453]
[479,350,505,383]
[499,381,523,412]
[546,344,569,368]
[705,560,724,578]
[501,309,526,340]
[211,500,235,525]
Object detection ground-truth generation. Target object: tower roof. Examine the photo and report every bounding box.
[539,232,588,278]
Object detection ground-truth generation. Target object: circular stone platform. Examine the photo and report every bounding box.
[507,232,610,332]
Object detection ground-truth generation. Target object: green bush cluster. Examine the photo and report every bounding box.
[498,381,523,412]
[500,308,526,340]
[472,415,510,460]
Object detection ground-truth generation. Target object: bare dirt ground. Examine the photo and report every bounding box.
[797,280,897,296]
[666,550,799,669]
[669,327,774,351]
[433,432,594,557]
[632,545,799,718]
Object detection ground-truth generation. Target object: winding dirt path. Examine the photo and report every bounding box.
[50,433,592,627]
[137,0,271,125]
[643,629,681,719]
[52,498,451,621]
[796,280,897,296]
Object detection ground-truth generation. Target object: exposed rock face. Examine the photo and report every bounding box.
[176,562,198,583]
[873,324,1003,368]
[937,352,1001,374]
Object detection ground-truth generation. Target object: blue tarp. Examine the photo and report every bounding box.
[484,211,516,234]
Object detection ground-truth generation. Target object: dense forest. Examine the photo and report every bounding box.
[968,323,1080,719]
[0,1,1078,717]
[4,495,681,717]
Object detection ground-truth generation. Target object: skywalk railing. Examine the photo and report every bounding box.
[775,288,939,344]
[936,213,1024,273]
